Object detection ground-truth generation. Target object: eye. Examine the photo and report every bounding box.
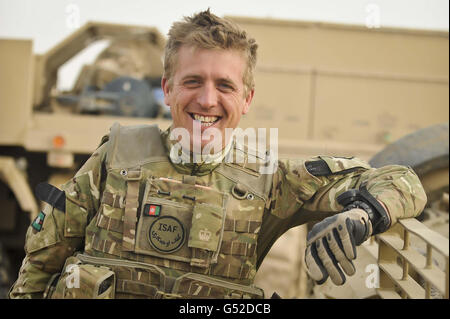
[218,83,234,92]
[183,79,201,88]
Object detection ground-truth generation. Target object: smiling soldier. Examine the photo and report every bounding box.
[9,9,426,299]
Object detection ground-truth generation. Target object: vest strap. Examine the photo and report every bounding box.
[221,241,256,257]
[223,219,261,234]
[97,214,123,233]
[122,170,142,252]
[101,191,125,208]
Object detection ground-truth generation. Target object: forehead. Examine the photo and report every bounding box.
[173,45,246,82]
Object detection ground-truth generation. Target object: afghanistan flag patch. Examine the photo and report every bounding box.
[31,211,46,232]
[144,204,161,217]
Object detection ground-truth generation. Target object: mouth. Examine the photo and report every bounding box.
[188,112,222,128]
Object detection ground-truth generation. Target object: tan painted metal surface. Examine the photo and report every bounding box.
[377,218,449,299]
[0,39,34,146]
[230,16,449,147]
[0,157,38,220]
[23,113,170,154]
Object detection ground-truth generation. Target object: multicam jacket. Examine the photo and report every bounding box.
[9,123,427,299]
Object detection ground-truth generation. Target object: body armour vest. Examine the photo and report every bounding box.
[77,123,274,299]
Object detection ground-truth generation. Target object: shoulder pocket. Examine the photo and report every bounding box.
[26,204,61,254]
[63,175,91,237]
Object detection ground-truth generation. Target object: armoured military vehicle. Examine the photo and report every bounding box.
[0,17,448,298]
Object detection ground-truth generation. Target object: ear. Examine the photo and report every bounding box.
[242,88,254,115]
[161,77,172,106]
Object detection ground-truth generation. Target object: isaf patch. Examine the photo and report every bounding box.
[144,204,161,217]
[31,211,46,232]
[148,216,185,253]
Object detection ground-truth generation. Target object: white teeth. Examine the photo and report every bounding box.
[192,114,219,123]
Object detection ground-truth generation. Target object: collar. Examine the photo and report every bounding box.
[161,126,233,176]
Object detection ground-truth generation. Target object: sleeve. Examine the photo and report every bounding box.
[268,155,427,228]
[8,142,108,299]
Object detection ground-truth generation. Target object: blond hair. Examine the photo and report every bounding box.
[163,9,258,95]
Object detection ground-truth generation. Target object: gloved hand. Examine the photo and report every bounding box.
[305,208,373,286]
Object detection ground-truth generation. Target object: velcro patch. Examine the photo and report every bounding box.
[144,204,161,217]
[31,211,46,232]
[35,182,66,213]
[305,159,332,176]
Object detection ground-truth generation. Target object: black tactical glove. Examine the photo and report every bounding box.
[305,208,373,286]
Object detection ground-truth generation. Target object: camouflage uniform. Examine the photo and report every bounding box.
[9,123,426,299]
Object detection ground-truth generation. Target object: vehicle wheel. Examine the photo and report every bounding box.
[369,123,449,211]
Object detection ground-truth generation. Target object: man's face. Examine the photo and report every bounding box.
[162,45,254,152]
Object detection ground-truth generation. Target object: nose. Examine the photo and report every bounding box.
[196,82,217,110]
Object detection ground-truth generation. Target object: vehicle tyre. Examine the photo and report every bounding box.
[369,123,449,208]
